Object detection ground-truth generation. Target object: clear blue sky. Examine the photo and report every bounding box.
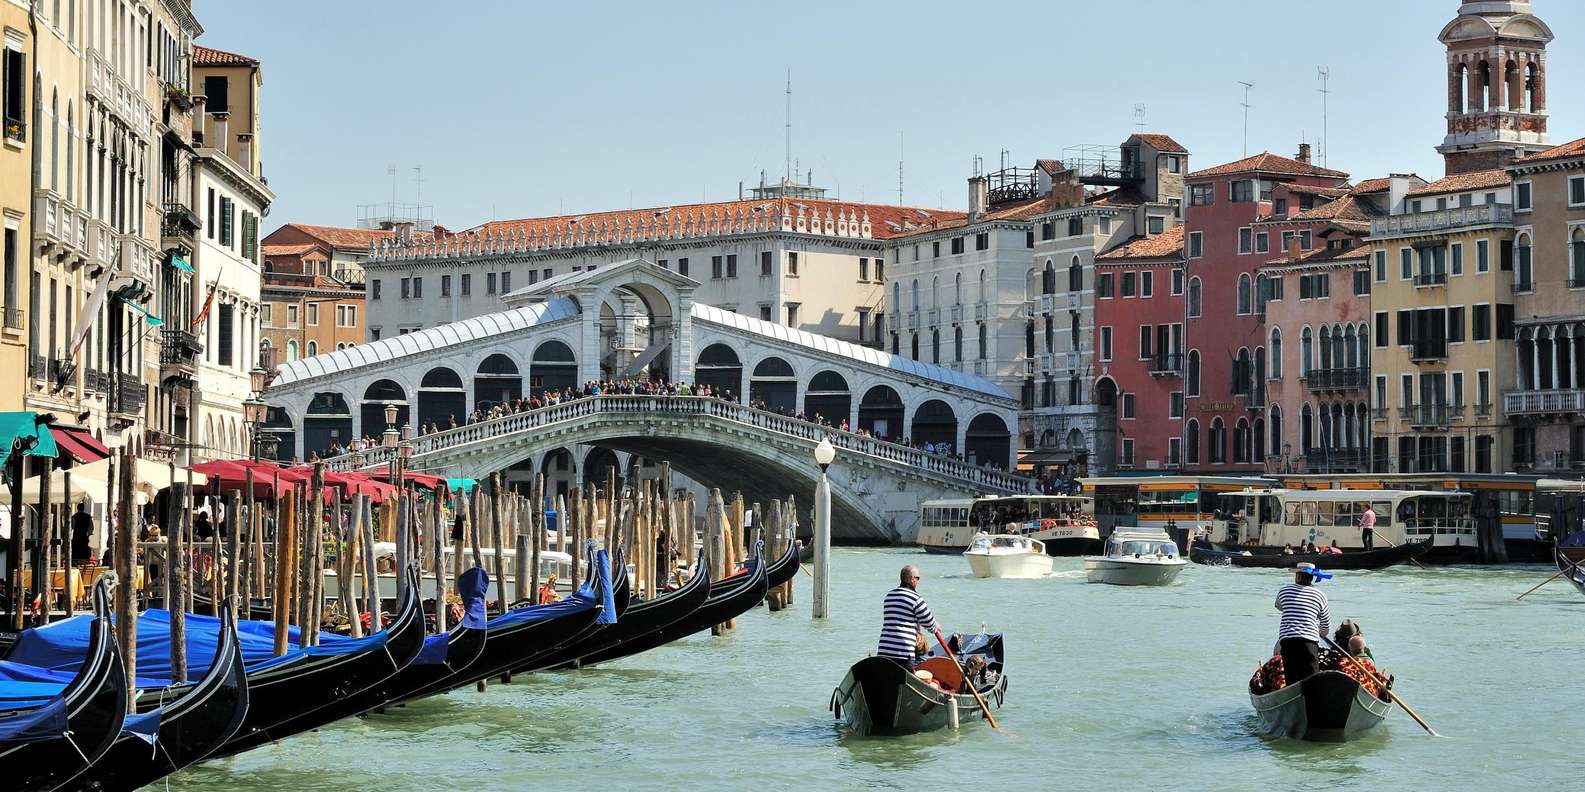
[193,0,1585,235]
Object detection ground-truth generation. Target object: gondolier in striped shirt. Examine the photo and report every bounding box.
[1275,562,1333,684]
[877,565,941,663]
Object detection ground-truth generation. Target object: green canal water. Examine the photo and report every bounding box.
[151,549,1577,791]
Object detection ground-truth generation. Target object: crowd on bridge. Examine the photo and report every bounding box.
[304,376,1009,474]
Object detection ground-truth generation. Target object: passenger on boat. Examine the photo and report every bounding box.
[1282,544,1295,555]
[1359,504,1377,551]
[878,565,941,664]
[1274,562,1332,684]
[538,574,560,605]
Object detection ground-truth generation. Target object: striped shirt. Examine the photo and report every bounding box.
[1275,583,1331,643]
[877,586,938,661]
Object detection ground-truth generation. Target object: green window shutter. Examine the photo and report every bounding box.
[220,197,233,246]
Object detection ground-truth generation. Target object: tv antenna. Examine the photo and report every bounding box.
[896,131,905,205]
[1134,103,1147,132]
[784,69,792,184]
[412,166,425,207]
[387,165,398,206]
[1237,81,1254,156]
[1316,67,1331,168]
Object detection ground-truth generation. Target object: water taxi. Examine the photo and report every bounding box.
[916,495,1099,555]
[963,533,1053,579]
[1083,529,1185,586]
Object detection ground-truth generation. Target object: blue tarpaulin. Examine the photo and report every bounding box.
[0,693,68,742]
[0,412,59,466]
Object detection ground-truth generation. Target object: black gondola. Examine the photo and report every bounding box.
[1555,540,1585,596]
[210,565,425,758]
[56,604,250,792]
[576,542,771,668]
[396,549,622,702]
[764,537,801,590]
[535,552,711,671]
[830,632,1007,737]
[0,578,127,792]
[1190,539,1429,570]
[1249,669,1392,741]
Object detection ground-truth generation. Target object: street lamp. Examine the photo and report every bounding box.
[812,436,835,619]
[243,394,268,461]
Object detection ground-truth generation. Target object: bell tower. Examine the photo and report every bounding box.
[1437,1,1555,174]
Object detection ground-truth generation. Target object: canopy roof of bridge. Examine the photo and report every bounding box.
[691,304,1008,399]
[271,297,578,386]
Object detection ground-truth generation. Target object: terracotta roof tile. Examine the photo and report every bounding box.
[1187,151,1349,180]
[1088,187,1149,207]
[1281,183,1350,198]
[1132,133,1187,154]
[1096,225,1185,261]
[266,223,399,250]
[1036,159,1066,175]
[1515,136,1585,165]
[262,243,321,257]
[1350,177,1400,194]
[478,198,964,242]
[1405,168,1511,197]
[1263,241,1370,267]
[193,45,259,67]
[1288,193,1384,224]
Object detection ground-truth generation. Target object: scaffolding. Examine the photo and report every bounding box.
[1061,144,1143,186]
[357,202,436,232]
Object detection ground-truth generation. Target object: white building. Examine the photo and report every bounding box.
[361,179,963,354]
[883,134,1187,472]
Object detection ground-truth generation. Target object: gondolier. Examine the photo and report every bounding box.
[1359,503,1376,550]
[1274,562,1332,683]
[877,565,941,662]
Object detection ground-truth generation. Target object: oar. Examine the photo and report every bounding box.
[1319,635,1439,737]
[933,628,999,730]
[1363,525,1427,570]
[1515,556,1585,601]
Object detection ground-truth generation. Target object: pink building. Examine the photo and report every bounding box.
[1093,226,1186,470]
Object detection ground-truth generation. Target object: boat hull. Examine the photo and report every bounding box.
[1249,670,1391,742]
[964,552,1052,579]
[1039,536,1103,556]
[1191,539,1429,570]
[831,656,1006,737]
[1083,556,1185,586]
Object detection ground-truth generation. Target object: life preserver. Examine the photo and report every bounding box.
[1040,518,1057,531]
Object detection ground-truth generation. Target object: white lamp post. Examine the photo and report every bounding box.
[813,437,835,619]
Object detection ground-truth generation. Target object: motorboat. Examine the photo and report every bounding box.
[1083,529,1186,586]
[963,533,1053,579]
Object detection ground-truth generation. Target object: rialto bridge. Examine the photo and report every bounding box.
[260,259,1029,541]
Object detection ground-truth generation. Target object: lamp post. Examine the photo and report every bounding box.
[245,366,270,461]
[812,437,835,619]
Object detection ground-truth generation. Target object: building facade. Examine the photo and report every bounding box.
[1504,136,1585,472]
[260,241,365,363]
[262,222,393,288]
[1092,226,1185,471]
[1,0,33,411]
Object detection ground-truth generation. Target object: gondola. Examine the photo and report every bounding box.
[1554,539,1585,596]
[337,567,491,719]
[576,542,771,668]
[1190,539,1429,571]
[0,578,127,792]
[764,536,801,590]
[55,604,250,792]
[395,547,620,702]
[208,565,425,757]
[830,632,1006,737]
[535,551,711,671]
[1249,669,1392,742]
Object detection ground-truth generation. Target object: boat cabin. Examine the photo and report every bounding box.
[1208,488,1474,552]
[1103,530,1179,558]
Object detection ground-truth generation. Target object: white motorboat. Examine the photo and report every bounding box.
[1083,529,1186,586]
[963,533,1054,579]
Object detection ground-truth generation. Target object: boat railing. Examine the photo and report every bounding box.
[324,394,1032,493]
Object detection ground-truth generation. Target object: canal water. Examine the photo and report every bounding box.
[156,549,1577,791]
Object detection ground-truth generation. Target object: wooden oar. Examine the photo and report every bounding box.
[1320,635,1439,737]
[1515,556,1585,601]
[933,628,999,730]
[1362,525,1427,570]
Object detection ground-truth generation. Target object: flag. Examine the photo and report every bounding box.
[192,266,224,329]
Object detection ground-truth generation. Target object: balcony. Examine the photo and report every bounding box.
[1413,271,1448,287]
[82,369,109,395]
[1512,279,1534,294]
[949,305,962,323]
[161,202,202,241]
[974,301,989,321]
[32,190,89,264]
[1410,341,1448,363]
[1400,403,1463,428]
[927,308,940,325]
[1305,448,1370,473]
[1371,406,1389,421]
[906,310,920,330]
[111,375,146,418]
[1505,388,1585,417]
[1039,294,1055,314]
[1149,353,1184,377]
[1369,203,1514,239]
[1305,367,1367,391]
[1570,278,1585,289]
[160,328,204,376]
[3,116,23,143]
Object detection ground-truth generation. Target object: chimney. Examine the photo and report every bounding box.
[191,94,207,145]
[236,132,254,172]
[968,175,988,220]
[1287,235,1303,259]
[211,111,230,158]
[1296,143,1312,164]
[1387,173,1413,214]
[393,221,414,242]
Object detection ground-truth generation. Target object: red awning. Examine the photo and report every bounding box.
[50,426,111,464]
[403,471,447,492]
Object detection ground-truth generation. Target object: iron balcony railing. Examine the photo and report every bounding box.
[1305,367,1367,391]
[1305,448,1370,473]
[320,394,1033,493]
[112,375,146,416]
[1149,353,1185,376]
[1369,203,1513,239]
[160,202,202,239]
[1413,271,1448,287]
[160,328,204,369]
[1400,403,1464,428]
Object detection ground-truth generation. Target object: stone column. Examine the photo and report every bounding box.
[1491,50,1506,111]
[1532,332,1542,390]
[675,293,695,384]
[1568,329,1577,390]
[1549,331,1559,391]
[577,288,601,385]
[1448,58,1463,113]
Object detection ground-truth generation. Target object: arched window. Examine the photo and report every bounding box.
[893,282,901,313]
[64,102,73,202]
[1269,404,1283,457]
[1345,325,1358,368]
[1069,256,1082,292]
[1234,418,1250,463]
[1476,60,1491,112]
[978,324,988,359]
[931,329,941,363]
[932,276,940,309]
[1236,347,1252,395]
[1301,403,1314,456]
[954,326,964,361]
[978,269,987,303]
[1319,326,1332,369]
[306,340,318,356]
[1237,273,1251,315]
[1210,417,1226,464]
[1188,277,1202,318]
[1356,401,1369,449]
[1254,418,1265,465]
[1255,273,1267,315]
[955,272,963,305]
[1301,327,1313,377]
[911,280,919,311]
[1187,350,1201,397]
[1270,328,1283,378]
[911,333,919,360]
[1525,61,1540,113]
[1359,322,1370,369]
[286,340,299,361]
[50,89,59,190]
[1517,232,1533,289]
[1455,61,1469,115]
[1571,227,1585,283]
[1332,325,1346,370]
[1042,260,1056,295]
[1186,419,1200,464]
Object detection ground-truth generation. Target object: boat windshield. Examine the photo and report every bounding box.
[1114,540,1176,557]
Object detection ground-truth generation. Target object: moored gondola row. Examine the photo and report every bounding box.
[0,448,804,792]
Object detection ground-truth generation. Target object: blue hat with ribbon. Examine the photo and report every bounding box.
[1295,562,1333,581]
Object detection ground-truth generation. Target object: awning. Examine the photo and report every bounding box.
[117,294,164,327]
[0,412,59,466]
[49,426,111,465]
[167,254,194,274]
[1018,449,1076,466]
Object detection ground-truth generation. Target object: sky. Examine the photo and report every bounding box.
[191,0,1585,236]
